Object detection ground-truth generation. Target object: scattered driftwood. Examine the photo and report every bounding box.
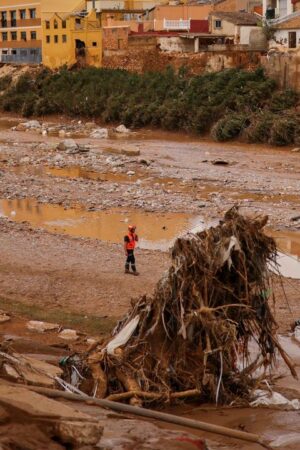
[63,208,296,406]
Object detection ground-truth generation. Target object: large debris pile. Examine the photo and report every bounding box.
[70,208,295,406]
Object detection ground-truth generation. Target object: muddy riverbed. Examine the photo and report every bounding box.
[0,116,300,449]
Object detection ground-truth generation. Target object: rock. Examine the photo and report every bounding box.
[121,148,140,157]
[138,158,150,166]
[24,120,41,129]
[20,156,30,164]
[57,139,78,152]
[0,314,10,324]
[15,123,27,132]
[55,420,103,446]
[37,142,57,151]
[90,128,108,139]
[127,171,135,176]
[42,129,47,137]
[291,147,300,153]
[0,384,102,444]
[211,159,230,166]
[116,124,130,133]
[59,329,78,341]
[291,215,300,221]
[58,129,66,138]
[27,320,60,332]
[77,145,91,153]
[85,122,96,129]
[53,154,63,162]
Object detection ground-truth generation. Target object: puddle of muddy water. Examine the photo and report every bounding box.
[0,198,300,277]
[268,230,300,279]
[0,198,203,251]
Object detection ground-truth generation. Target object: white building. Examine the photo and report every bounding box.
[263,0,293,19]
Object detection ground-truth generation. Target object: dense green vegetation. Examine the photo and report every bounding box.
[0,66,299,145]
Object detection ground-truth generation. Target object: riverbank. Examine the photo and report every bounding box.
[0,66,299,146]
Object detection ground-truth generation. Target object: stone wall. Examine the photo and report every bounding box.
[102,47,263,74]
[103,27,129,52]
[261,50,300,90]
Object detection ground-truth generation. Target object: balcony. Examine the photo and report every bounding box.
[163,19,190,31]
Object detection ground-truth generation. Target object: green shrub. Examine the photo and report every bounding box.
[269,116,297,146]
[0,75,12,91]
[244,113,274,143]
[211,114,250,141]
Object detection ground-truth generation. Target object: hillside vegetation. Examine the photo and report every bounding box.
[0,66,299,146]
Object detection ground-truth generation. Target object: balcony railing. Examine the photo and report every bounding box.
[163,19,190,30]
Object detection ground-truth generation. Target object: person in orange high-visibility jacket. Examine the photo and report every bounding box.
[124,225,139,275]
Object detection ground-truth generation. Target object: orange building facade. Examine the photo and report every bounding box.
[0,0,42,63]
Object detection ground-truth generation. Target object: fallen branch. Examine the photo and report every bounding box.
[27,386,269,447]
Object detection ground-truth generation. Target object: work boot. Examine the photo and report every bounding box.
[132,265,139,276]
[125,264,130,274]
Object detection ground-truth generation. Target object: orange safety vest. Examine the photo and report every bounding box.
[126,232,137,250]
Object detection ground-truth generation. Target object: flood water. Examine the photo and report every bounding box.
[0,198,203,251]
[0,198,299,276]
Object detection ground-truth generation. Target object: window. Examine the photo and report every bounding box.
[2,32,7,41]
[46,35,50,43]
[45,20,50,29]
[214,19,222,29]
[21,31,26,41]
[54,19,58,29]
[92,41,97,46]
[20,9,26,19]
[1,11,7,28]
[54,35,58,43]
[62,20,66,28]
[10,10,17,27]
[31,31,36,40]
[62,34,67,43]
[12,50,17,55]
[11,31,17,41]
[29,8,36,19]
[76,18,81,24]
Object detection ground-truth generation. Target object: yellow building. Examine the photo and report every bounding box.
[0,0,42,64]
[41,1,102,69]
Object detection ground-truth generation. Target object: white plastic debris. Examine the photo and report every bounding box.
[106,315,140,355]
[294,326,300,344]
[251,389,300,410]
[220,236,241,268]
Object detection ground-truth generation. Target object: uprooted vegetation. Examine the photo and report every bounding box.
[0,66,299,145]
[61,208,295,407]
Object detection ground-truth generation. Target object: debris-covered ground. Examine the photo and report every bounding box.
[0,115,300,449]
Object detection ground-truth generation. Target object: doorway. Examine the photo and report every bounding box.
[288,31,296,49]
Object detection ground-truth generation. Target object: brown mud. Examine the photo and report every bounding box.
[0,115,300,448]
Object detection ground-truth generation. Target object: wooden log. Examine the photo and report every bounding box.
[27,386,267,447]
[115,368,143,407]
[106,389,201,402]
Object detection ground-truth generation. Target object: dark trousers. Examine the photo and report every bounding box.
[125,250,136,272]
